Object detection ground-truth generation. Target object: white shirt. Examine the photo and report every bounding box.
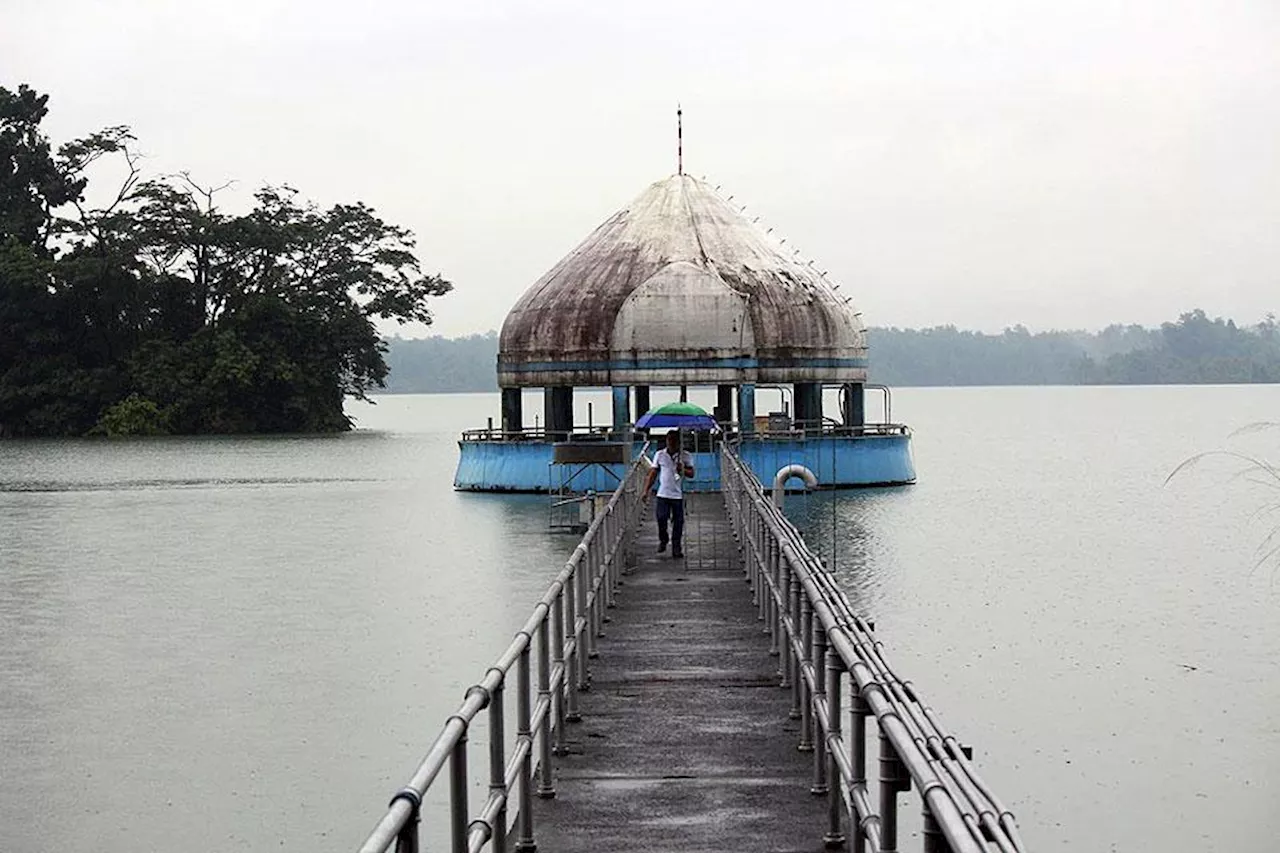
[654,448,692,499]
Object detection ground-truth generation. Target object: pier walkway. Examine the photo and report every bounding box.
[357,446,1025,853]
[535,493,827,853]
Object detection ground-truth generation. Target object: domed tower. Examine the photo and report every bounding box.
[497,174,869,438]
[455,172,914,492]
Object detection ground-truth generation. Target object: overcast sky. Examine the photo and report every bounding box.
[4,1,1278,338]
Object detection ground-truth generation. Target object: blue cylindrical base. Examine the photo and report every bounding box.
[454,434,916,492]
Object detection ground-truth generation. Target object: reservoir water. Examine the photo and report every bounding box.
[2,386,1277,851]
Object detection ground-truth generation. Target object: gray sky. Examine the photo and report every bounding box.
[5,0,1278,338]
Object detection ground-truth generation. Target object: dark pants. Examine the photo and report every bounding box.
[655,497,685,552]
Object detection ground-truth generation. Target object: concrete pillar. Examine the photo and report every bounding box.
[634,385,651,419]
[714,384,734,425]
[611,386,630,433]
[794,382,821,430]
[841,382,865,430]
[738,384,756,434]
[501,387,523,437]
[544,387,573,441]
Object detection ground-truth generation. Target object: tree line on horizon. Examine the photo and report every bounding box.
[382,310,1280,393]
[0,83,450,437]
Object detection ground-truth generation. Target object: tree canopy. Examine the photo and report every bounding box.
[0,83,451,436]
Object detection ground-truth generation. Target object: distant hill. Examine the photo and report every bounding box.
[382,310,1280,393]
[383,332,500,393]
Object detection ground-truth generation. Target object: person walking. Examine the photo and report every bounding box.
[643,429,695,558]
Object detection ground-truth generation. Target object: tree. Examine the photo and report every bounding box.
[0,83,452,436]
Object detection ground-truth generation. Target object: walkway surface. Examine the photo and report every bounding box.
[534,493,831,853]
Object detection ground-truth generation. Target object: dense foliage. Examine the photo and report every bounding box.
[0,84,450,436]
[383,311,1280,393]
[874,312,1280,386]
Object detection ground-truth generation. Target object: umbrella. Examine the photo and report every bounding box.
[635,401,719,431]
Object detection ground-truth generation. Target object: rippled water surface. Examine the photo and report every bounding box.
[2,387,1277,851]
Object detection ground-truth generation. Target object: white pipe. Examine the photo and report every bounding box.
[772,464,818,508]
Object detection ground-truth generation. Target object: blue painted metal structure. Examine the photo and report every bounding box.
[454,433,915,492]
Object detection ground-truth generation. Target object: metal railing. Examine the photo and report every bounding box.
[460,422,910,443]
[460,424,626,442]
[721,445,1026,853]
[745,421,912,439]
[357,445,651,853]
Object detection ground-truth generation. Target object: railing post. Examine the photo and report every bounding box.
[564,578,582,723]
[811,625,829,795]
[798,596,814,753]
[616,490,628,577]
[756,531,767,619]
[737,491,747,550]
[391,791,421,853]
[760,573,771,632]
[626,481,638,573]
[488,670,509,853]
[620,498,630,580]
[766,536,779,642]
[756,511,766,598]
[878,731,910,853]
[778,555,791,685]
[628,479,641,574]
[922,805,945,853]
[588,535,599,641]
[851,686,870,853]
[764,588,776,647]
[536,618,556,797]
[605,510,618,609]
[788,569,802,716]
[824,648,846,849]
[552,589,569,751]
[751,513,762,603]
[450,733,469,853]
[516,641,540,852]
[609,510,618,594]
[590,591,602,655]
[595,531,608,635]
[580,548,598,664]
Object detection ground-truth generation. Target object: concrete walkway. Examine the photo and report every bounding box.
[533,494,832,853]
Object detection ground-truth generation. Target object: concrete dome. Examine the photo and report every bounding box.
[498,175,868,388]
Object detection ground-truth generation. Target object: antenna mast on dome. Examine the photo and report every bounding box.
[677,104,683,175]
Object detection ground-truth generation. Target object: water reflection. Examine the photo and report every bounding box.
[784,489,900,613]
[0,501,69,784]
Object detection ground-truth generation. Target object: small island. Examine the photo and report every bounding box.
[0,84,451,437]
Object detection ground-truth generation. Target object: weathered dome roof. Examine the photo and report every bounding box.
[498,174,867,388]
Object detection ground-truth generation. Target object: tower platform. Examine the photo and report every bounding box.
[454,428,916,493]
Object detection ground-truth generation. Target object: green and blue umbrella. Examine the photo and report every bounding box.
[635,401,719,431]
